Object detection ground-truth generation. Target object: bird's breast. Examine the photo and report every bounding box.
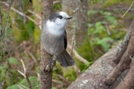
[42,31,65,55]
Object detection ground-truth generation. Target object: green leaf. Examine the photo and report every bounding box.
[94,22,105,34]
[8,57,19,65]
[20,76,39,89]
[6,84,19,89]
[34,27,41,44]
[97,37,114,51]
[105,16,118,26]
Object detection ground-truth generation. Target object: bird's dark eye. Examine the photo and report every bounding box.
[58,16,63,19]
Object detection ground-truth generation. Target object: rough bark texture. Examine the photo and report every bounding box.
[40,0,53,89]
[62,0,88,47]
[116,57,134,89]
[105,21,134,85]
[68,43,118,89]
[113,26,131,64]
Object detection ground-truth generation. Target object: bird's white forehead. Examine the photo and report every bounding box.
[59,12,69,18]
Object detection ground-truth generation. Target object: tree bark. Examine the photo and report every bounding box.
[113,25,131,64]
[116,57,134,89]
[40,0,53,89]
[67,43,119,89]
[62,0,88,47]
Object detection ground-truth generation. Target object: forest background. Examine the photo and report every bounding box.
[0,0,134,89]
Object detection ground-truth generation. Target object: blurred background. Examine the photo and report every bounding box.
[0,0,134,89]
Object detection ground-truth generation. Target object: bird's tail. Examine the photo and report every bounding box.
[57,50,75,67]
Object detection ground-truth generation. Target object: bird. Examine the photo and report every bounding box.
[41,11,75,67]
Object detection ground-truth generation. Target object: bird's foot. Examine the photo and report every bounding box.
[45,59,56,72]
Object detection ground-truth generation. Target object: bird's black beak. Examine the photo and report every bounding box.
[66,16,73,20]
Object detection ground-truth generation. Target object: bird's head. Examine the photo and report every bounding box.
[47,12,72,29]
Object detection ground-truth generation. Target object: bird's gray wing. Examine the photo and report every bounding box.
[64,30,67,49]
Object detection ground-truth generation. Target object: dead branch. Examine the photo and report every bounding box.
[105,21,134,86]
[28,10,41,20]
[68,44,88,64]
[0,1,39,26]
[18,60,32,89]
[122,1,134,18]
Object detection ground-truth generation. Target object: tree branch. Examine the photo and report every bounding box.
[40,0,53,89]
[113,21,133,64]
[68,44,88,64]
[17,60,32,89]
[0,1,39,26]
[122,1,134,18]
[116,56,134,89]
[105,21,134,85]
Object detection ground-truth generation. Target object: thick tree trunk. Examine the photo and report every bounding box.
[116,57,134,89]
[68,43,119,89]
[40,0,53,89]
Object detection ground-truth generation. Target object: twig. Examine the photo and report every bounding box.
[68,44,88,64]
[0,1,38,26]
[28,10,41,20]
[52,79,61,84]
[27,9,42,29]
[53,0,61,4]
[104,22,111,35]
[17,60,32,89]
[122,1,134,18]
[27,51,37,64]
[57,74,71,84]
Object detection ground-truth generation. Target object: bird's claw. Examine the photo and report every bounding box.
[44,60,56,72]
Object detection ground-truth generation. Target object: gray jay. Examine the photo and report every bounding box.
[41,12,75,67]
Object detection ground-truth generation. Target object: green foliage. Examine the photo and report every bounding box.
[6,84,19,89]
[103,0,122,7]
[95,37,114,51]
[81,61,93,73]
[88,10,125,54]
[0,63,9,81]
[34,27,41,44]
[0,61,22,88]
[100,11,118,26]
[62,67,77,81]
[7,76,39,89]
[8,57,19,65]
[77,37,94,61]
[11,20,34,42]
[53,3,62,10]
